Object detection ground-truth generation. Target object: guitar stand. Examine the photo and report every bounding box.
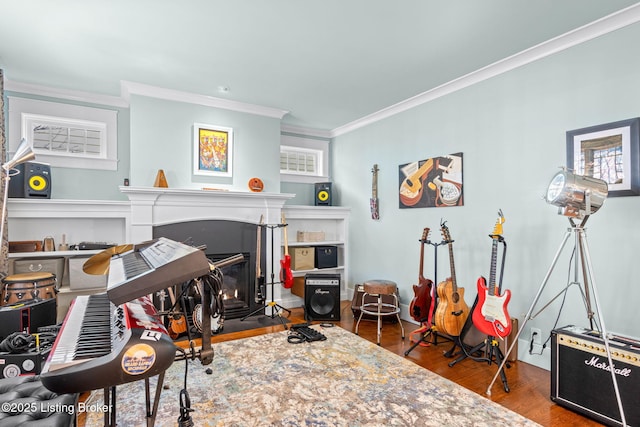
[405,238,451,357]
[240,223,290,329]
[447,237,511,393]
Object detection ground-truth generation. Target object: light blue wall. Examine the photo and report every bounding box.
[3,92,131,200]
[129,95,282,191]
[332,23,640,363]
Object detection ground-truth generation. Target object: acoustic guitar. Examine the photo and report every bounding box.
[399,158,434,206]
[434,221,470,337]
[409,228,434,323]
[254,215,266,303]
[280,212,294,289]
[472,210,512,338]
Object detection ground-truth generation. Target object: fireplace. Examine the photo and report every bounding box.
[153,220,265,319]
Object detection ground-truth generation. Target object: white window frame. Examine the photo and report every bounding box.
[8,97,118,171]
[280,134,329,184]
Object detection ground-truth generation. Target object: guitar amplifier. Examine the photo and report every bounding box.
[551,325,640,427]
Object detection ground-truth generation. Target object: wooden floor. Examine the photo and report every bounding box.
[80,301,605,426]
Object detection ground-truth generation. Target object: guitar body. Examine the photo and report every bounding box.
[434,278,469,337]
[472,276,512,337]
[168,314,187,340]
[280,254,293,289]
[409,279,434,323]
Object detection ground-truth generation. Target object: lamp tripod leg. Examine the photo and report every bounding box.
[579,229,626,426]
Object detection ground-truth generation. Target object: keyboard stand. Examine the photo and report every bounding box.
[103,371,167,427]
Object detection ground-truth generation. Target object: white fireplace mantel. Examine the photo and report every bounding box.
[120,186,295,242]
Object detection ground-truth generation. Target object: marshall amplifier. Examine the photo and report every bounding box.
[551,325,640,427]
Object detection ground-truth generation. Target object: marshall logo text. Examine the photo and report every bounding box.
[585,356,632,377]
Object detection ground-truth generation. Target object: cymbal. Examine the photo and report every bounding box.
[83,244,133,275]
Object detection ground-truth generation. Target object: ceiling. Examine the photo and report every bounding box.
[1,1,639,135]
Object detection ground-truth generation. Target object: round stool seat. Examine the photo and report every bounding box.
[363,279,397,296]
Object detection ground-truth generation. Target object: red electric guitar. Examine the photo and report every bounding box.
[280,212,294,289]
[472,210,512,338]
[409,228,434,323]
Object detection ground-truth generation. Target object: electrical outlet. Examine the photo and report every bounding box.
[531,328,542,346]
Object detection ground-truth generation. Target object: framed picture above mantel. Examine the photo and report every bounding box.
[193,123,233,177]
[566,118,640,197]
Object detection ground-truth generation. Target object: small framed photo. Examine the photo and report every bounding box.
[566,118,640,197]
[193,123,233,177]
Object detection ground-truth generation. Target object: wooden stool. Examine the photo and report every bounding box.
[354,279,405,345]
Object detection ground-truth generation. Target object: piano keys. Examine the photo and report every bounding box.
[41,294,176,394]
[106,237,211,305]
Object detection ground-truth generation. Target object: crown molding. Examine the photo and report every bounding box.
[121,80,289,120]
[280,124,332,139]
[4,80,128,108]
[331,2,640,137]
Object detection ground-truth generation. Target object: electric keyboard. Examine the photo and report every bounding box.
[40,293,177,394]
[106,237,211,305]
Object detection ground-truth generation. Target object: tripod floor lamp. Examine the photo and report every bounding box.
[486,169,627,426]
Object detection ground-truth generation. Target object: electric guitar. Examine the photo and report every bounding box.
[166,286,187,339]
[280,212,294,289]
[371,164,380,220]
[255,215,266,303]
[399,158,434,206]
[409,228,434,323]
[434,221,470,336]
[472,210,512,338]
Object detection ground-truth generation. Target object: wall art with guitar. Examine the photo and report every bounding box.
[472,210,512,338]
[409,227,434,324]
[434,221,470,337]
[398,152,464,209]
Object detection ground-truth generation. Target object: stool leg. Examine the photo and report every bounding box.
[355,309,364,335]
[376,295,382,345]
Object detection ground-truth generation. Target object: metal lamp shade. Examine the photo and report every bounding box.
[545,170,608,218]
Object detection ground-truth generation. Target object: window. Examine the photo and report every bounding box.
[8,97,118,170]
[280,134,329,183]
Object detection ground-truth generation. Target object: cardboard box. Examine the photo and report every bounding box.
[296,231,325,242]
[290,247,314,270]
[68,257,107,290]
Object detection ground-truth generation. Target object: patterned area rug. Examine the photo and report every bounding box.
[85,326,540,426]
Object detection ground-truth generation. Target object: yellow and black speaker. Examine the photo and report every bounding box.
[314,182,332,206]
[9,162,51,199]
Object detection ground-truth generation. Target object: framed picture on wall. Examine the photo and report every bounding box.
[398,152,463,208]
[193,123,233,177]
[566,118,640,197]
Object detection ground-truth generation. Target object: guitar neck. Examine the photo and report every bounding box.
[488,238,499,296]
[447,241,458,291]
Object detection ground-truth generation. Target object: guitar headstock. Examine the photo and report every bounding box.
[421,227,430,243]
[281,212,286,225]
[440,220,452,242]
[372,164,379,175]
[491,209,505,236]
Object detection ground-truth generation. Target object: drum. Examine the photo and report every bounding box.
[1,272,57,306]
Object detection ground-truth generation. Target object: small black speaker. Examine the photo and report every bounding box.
[8,162,51,199]
[314,182,332,206]
[305,273,340,321]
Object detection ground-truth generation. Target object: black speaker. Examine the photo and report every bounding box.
[0,299,57,341]
[551,325,640,426]
[8,162,51,199]
[305,273,340,321]
[314,182,332,206]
